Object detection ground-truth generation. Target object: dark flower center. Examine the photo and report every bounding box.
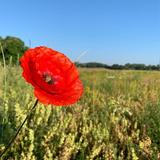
[42,73,54,84]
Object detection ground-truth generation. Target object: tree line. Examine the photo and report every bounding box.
[0,36,159,70]
[75,62,160,70]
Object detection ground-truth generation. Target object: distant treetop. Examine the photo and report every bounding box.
[0,36,29,65]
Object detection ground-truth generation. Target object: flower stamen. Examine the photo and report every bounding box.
[42,73,54,84]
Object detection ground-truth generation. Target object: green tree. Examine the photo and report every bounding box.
[0,36,28,65]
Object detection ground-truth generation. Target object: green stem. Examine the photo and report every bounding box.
[0,99,38,158]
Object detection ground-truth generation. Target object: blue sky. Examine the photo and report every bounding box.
[0,0,160,65]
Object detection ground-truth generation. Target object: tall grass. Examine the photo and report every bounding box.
[1,67,160,159]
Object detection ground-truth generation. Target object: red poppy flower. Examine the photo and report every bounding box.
[20,46,83,106]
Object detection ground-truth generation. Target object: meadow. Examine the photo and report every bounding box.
[1,65,160,160]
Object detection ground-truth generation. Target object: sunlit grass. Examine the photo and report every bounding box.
[1,66,160,159]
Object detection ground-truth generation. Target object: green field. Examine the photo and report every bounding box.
[1,65,160,160]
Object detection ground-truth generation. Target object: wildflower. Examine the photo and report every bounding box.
[20,46,83,106]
